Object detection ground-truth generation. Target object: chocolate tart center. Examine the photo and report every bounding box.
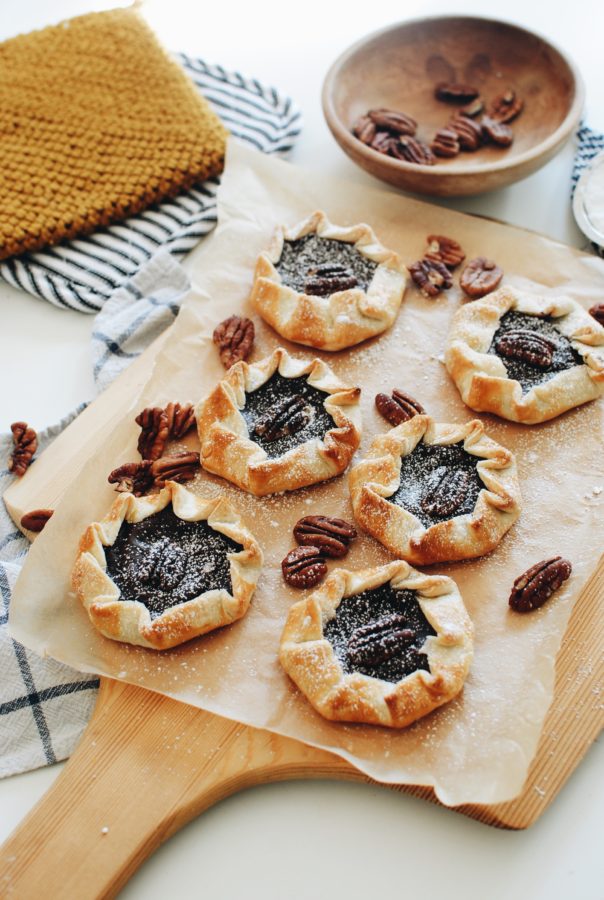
[105,506,242,620]
[389,440,483,528]
[324,583,436,683]
[489,310,583,393]
[276,233,377,294]
[242,371,335,459]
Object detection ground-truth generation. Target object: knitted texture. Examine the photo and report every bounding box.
[0,8,228,260]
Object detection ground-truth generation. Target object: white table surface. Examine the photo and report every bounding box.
[1,1,603,898]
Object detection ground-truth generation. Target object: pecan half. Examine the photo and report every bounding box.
[420,466,474,518]
[460,257,503,298]
[367,108,417,136]
[460,97,484,118]
[588,303,604,326]
[375,390,425,426]
[108,453,199,495]
[347,613,415,668]
[481,116,514,147]
[213,315,255,369]
[409,258,453,297]
[509,556,572,613]
[20,509,53,533]
[108,460,154,496]
[371,130,397,154]
[304,263,358,296]
[352,114,377,145]
[164,402,195,439]
[449,113,483,151]
[135,407,170,461]
[294,515,357,559]
[392,136,436,166]
[252,395,313,443]
[489,89,524,123]
[282,546,327,589]
[431,127,460,158]
[425,234,466,269]
[435,82,479,103]
[494,330,556,369]
[9,422,38,477]
[150,452,200,487]
[139,537,187,592]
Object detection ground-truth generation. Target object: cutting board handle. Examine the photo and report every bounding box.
[0,678,370,900]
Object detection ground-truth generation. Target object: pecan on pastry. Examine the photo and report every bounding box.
[72,482,263,650]
[196,347,361,496]
[349,415,521,565]
[445,285,604,423]
[375,390,425,426]
[249,211,407,351]
[279,560,474,728]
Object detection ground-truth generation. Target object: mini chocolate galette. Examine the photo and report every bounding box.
[196,347,362,496]
[249,210,407,351]
[279,561,474,728]
[71,482,263,650]
[349,415,521,565]
[445,285,604,423]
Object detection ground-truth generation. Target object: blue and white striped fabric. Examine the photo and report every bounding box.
[0,54,301,313]
[0,56,300,778]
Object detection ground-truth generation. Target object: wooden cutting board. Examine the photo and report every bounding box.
[1,323,602,899]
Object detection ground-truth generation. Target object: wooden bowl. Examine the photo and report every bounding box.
[322,16,584,197]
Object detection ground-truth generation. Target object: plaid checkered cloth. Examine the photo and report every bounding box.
[0,58,300,778]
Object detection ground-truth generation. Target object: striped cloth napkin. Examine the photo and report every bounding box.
[0,57,300,778]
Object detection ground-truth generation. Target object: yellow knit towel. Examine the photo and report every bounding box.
[0,8,228,260]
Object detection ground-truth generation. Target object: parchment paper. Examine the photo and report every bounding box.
[10,140,604,806]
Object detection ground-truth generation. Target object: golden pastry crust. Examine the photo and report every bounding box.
[197,347,362,496]
[445,285,604,423]
[279,561,474,728]
[349,416,521,565]
[249,210,408,351]
[71,482,263,650]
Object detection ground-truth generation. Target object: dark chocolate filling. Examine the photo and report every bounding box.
[389,440,483,528]
[105,506,242,620]
[276,233,377,294]
[489,310,583,393]
[324,583,436,683]
[242,371,335,459]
